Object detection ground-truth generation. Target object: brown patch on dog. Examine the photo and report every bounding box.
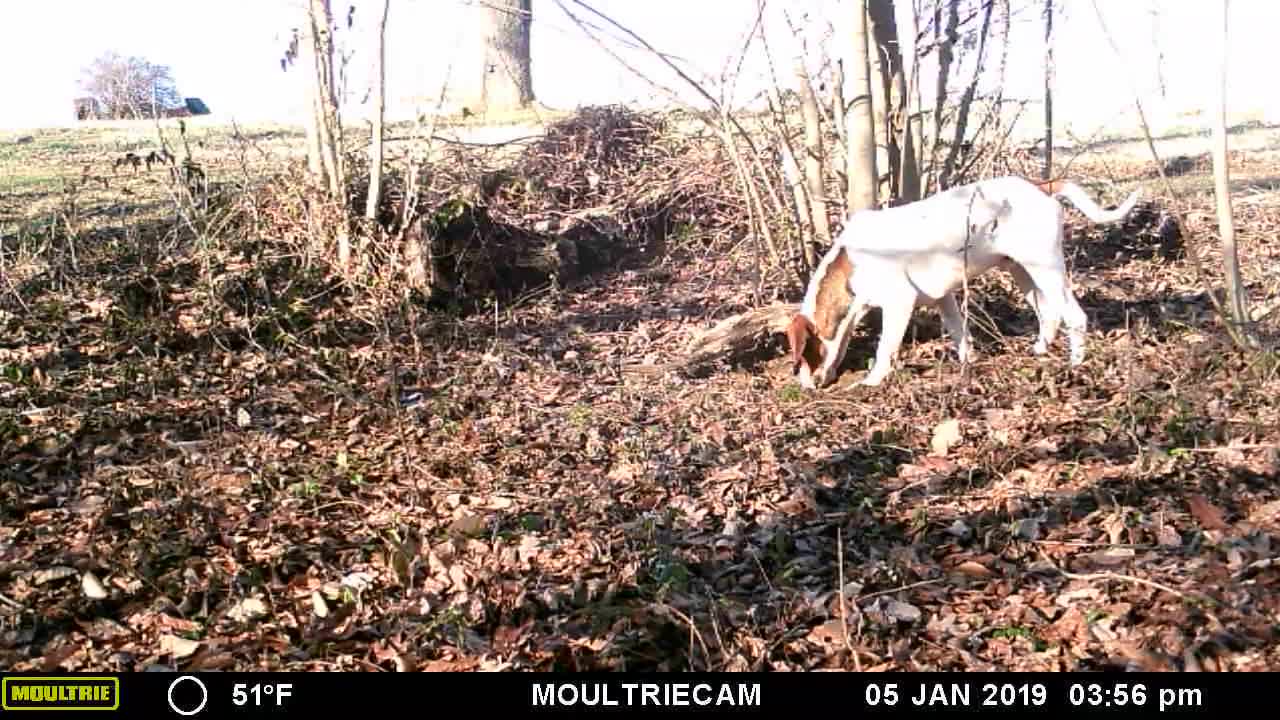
[1032,178,1066,195]
[786,315,824,374]
[812,247,854,340]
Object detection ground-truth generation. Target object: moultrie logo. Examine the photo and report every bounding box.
[2,676,120,711]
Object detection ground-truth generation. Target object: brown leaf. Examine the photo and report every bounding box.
[805,619,845,646]
[1041,606,1089,645]
[1248,499,1280,526]
[421,657,479,672]
[953,560,994,578]
[448,512,487,537]
[1187,494,1228,531]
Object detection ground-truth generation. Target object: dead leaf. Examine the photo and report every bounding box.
[953,560,994,578]
[311,591,330,618]
[885,600,922,624]
[1085,547,1135,567]
[160,634,201,659]
[81,571,108,599]
[1248,499,1280,526]
[1011,518,1041,541]
[1187,494,1229,531]
[931,418,962,457]
[806,619,845,646]
[1042,606,1089,645]
[227,597,269,622]
[449,512,487,537]
[946,519,972,540]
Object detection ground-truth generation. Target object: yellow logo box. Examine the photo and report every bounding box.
[2,677,120,711]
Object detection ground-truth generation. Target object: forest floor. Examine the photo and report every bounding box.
[2,116,1280,672]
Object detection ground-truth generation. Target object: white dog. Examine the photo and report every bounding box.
[786,175,1141,389]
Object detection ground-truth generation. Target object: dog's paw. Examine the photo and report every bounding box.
[860,372,889,387]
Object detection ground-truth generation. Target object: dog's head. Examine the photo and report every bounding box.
[786,314,829,389]
[788,244,859,389]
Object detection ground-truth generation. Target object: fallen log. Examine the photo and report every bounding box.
[682,302,799,362]
[625,302,799,376]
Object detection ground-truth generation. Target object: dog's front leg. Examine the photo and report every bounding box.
[939,293,974,363]
[860,299,914,386]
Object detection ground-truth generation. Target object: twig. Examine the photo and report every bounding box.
[1170,443,1278,453]
[855,578,943,603]
[1037,550,1201,602]
[1056,569,1190,600]
[653,601,712,671]
[837,527,861,671]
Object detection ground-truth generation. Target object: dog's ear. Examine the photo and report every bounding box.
[785,315,811,374]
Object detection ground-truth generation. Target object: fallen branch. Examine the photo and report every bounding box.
[681,302,798,365]
[621,302,797,377]
[1037,550,1209,604]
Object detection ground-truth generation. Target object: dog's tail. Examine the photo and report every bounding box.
[1042,179,1142,224]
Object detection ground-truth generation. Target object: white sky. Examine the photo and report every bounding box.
[2,0,1278,138]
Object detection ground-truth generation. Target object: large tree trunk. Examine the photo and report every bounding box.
[1042,0,1054,180]
[365,0,390,221]
[866,2,892,203]
[300,33,323,181]
[904,0,925,200]
[928,0,961,192]
[847,0,880,213]
[474,0,534,114]
[1211,0,1254,346]
[869,0,919,203]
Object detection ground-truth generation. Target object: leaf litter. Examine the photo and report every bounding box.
[3,135,1280,674]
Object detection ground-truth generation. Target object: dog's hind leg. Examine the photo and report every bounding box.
[1020,263,1085,363]
[1008,263,1049,354]
[1061,290,1088,366]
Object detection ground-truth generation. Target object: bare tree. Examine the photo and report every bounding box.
[299,0,346,201]
[1210,0,1255,345]
[365,0,391,221]
[868,0,919,203]
[847,0,880,212]
[472,0,535,114]
[796,59,831,246]
[866,4,891,203]
[79,52,184,120]
[929,0,961,186]
[283,0,352,266]
[937,0,994,190]
[902,0,925,201]
[1042,0,1054,179]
